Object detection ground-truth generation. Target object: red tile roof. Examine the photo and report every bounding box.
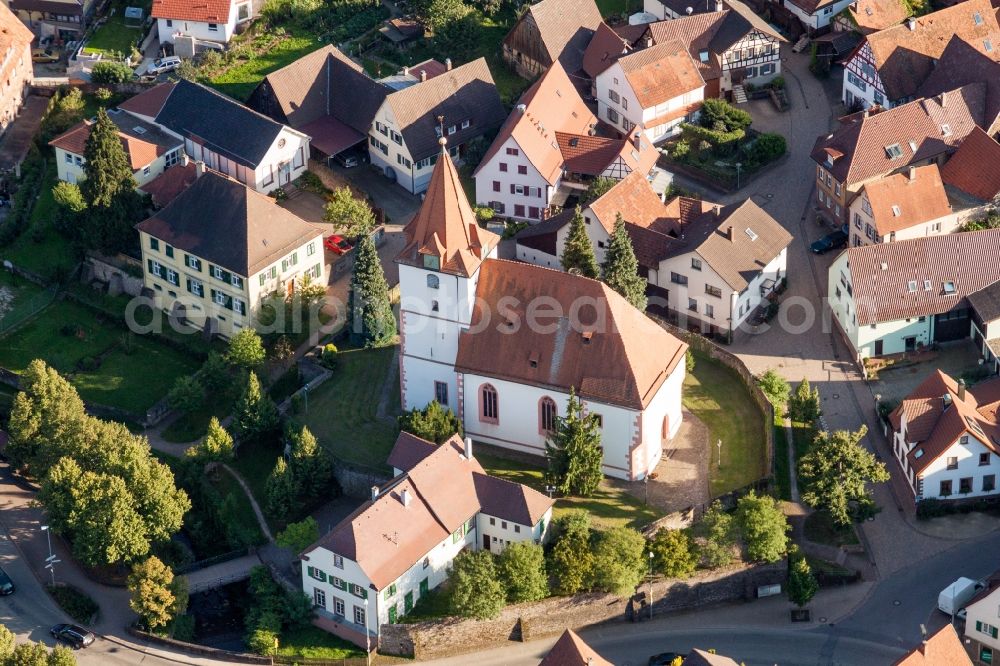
[386,432,437,472]
[941,126,1000,201]
[508,0,603,73]
[49,119,171,171]
[844,0,909,34]
[617,39,705,109]
[119,83,176,120]
[893,624,972,665]
[151,0,232,22]
[860,165,953,237]
[556,132,658,178]
[847,228,1000,326]
[582,21,631,78]
[539,630,612,666]
[138,162,198,208]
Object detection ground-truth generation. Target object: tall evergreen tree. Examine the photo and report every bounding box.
[397,400,462,443]
[288,426,333,503]
[233,372,279,441]
[560,206,599,278]
[349,232,396,348]
[602,212,647,310]
[81,108,143,253]
[545,389,604,497]
[265,457,295,522]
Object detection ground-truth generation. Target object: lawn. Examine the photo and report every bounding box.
[82,8,144,57]
[595,0,643,18]
[301,344,400,470]
[207,35,326,101]
[162,388,236,443]
[275,625,364,660]
[476,451,662,530]
[0,298,200,413]
[229,438,283,526]
[0,270,54,335]
[210,467,265,546]
[0,164,77,281]
[683,351,767,497]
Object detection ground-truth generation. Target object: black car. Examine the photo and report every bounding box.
[648,652,685,665]
[0,566,13,595]
[50,624,95,649]
[809,224,850,254]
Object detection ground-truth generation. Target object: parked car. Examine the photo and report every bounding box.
[324,234,353,255]
[146,56,181,75]
[50,624,95,649]
[938,577,985,618]
[809,224,849,254]
[648,653,685,665]
[0,566,13,595]
[333,152,360,168]
[31,48,59,63]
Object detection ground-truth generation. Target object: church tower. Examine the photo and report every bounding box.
[395,139,500,415]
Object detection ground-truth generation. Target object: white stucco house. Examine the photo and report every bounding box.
[889,370,1000,504]
[48,109,183,187]
[398,145,689,481]
[151,0,252,44]
[965,571,1000,665]
[300,433,553,648]
[595,39,705,143]
[783,0,855,31]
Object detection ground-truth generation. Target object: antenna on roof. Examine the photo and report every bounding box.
[437,114,447,152]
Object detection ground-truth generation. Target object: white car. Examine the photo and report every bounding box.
[146,56,181,75]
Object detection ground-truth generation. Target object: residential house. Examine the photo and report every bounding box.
[539,630,612,666]
[644,0,729,20]
[595,39,705,143]
[811,87,984,226]
[841,0,1000,110]
[246,45,391,163]
[941,127,1000,205]
[638,0,784,98]
[48,109,184,187]
[965,570,1000,665]
[894,624,972,665]
[833,0,909,35]
[397,145,689,480]
[0,4,33,132]
[138,157,199,208]
[847,164,985,247]
[501,0,603,80]
[135,167,324,337]
[827,228,1000,359]
[888,371,1000,504]
[473,61,657,221]
[152,0,252,45]
[10,0,97,41]
[368,57,505,194]
[582,22,633,82]
[121,79,311,194]
[915,37,1000,136]
[301,433,554,648]
[783,0,857,31]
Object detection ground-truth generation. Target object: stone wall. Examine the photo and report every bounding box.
[82,255,144,297]
[379,561,787,661]
[335,459,391,499]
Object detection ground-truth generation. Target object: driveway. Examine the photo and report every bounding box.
[330,163,422,226]
[869,340,983,404]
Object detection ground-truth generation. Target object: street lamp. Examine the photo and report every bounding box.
[643,475,649,505]
[364,597,371,666]
[648,551,654,619]
[545,485,556,499]
[41,525,59,586]
[717,438,722,469]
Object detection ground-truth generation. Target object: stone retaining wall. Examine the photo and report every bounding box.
[124,626,270,664]
[334,459,391,499]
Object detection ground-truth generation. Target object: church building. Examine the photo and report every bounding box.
[395,139,689,481]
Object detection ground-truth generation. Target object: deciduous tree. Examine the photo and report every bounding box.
[227,329,266,370]
[497,542,548,603]
[323,187,376,237]
[276,517,320,553]
[735,491,789,563]
[694,500,738,568]
[560,206,599,278]
[602,212,647,310]
[545,389,603,497]
[650,529,697,578]
[397,400,462,443]
[45,646,76,666]
[449,550,505,620]
[168,375,204,414]
[591,527,648,596]
[799,426,888,526]
[787,555,819,608]
[349,231,396,348]
[265,457,295,522]
[0,623,15,661]
[758,369,790,410]
[548,511,594,595]
[9,642,48,666]
[128,556,177,629]
[789,378,821,423]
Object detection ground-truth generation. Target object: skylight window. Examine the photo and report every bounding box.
[966,416,986,436]
[892,205,901,216]
[975,11,983,25]
[699,50,709,63]
[745,228,758,241]
[985,38,994,53]
[914,449,924,458]
[133,127,147,134]
[941,123,952,136]
[924,279,932,291]
[885,143,903,159]
[907,280,917,292]
[943,280,957,294]
[908,140,918,152]
[865,6,872,15]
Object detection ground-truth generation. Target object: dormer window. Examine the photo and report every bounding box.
[923,280,931,291]
[941,124,952,136]
[985,38,994,53]
[885,143,903,159]
[975,11,983,25]
[943,281,956,294]
[891,205,901,216]
[907,280,917,292]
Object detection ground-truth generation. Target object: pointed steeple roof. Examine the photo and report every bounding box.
[396,141,500,277]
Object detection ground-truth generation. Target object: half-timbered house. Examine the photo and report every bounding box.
[501,0,603,80]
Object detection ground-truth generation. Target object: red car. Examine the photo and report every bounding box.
[324,235,353,255]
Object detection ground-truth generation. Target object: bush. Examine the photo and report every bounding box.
[748,133,786,165]
[915,498,949,520]
[94,87,113,102]
[47,584,99,624]
[320,343,338,370]
[699,98,752,132]
[771,76,785,89]
[170,614,195,641]
[91,61,135,84]
[77,356,100,372]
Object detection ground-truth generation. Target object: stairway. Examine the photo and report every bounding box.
[732,84,748,104]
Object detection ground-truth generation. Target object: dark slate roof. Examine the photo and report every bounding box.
[154,79,288,169]
[514,208,574,256]
[968,280,1000,323]
[134,171,322,276]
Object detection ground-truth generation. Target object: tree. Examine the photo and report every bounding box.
[90,61,135,84]
[560,206,599,278]
[42,87,85,139]
[200,351,231,393]
[246,628,279,656]
[265,457,296,522]
[323,187,376,237]
[449,549,505,620]
[293,272,326,308]
[650,529,697,578]
[545,389,603,497]
[46,646,76,666]
[276,517,320,553]
[497,542,548,603]
[233,371,280,441]
[591,527,648,596]
[694,500,738,568]
[397,400,462,443]
[420,0,470,31]
[349,230,396,348]
[799,426,889,526]
[0,623,15,661]
[227,329,266,370]
[548,511,595,595]
[698,98,752,132]
[288,426,333,503]
[128,556,178,630]
[685,350,695,374]
[601,213,647,310]
[433,12,481,61]
[735,491,789,563]
[787,555,818,608]
[582,176,617,204]
[188,417,235,463]
[789,378,821,423]
[51,181,87,235]
[8,642,48,666]
[81,108,143,253]
[758,369,790,410]
[168,375,204,414]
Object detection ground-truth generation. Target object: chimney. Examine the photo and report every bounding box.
[645,36,653,48]
[908,166,916,181]
[633,131,642,150]
[907,17,916,30]
[420,69,427,82]
[464,436,473,459]
[195,160,205,178]
[726,224,734,241]
[400,489,412,507]
[403,65,409,76]
[939,91,947,107]
[445,57,452,71]
[920,624,928,646]
[862,108,869,118]
[371,485,380,501]
[714,205,722,218]
[180,153,190,167]
[959,379,967,402]
[715,0,723,11]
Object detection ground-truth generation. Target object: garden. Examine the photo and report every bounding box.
[659,98,788,191]
[82,2,149,59]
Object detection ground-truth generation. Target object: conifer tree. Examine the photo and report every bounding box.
[349,232,396,347]
[233,371,279,441]
[81,108,143,253]
[602,212,647,310]
[545,389,604,497]
[560,206,599,278]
